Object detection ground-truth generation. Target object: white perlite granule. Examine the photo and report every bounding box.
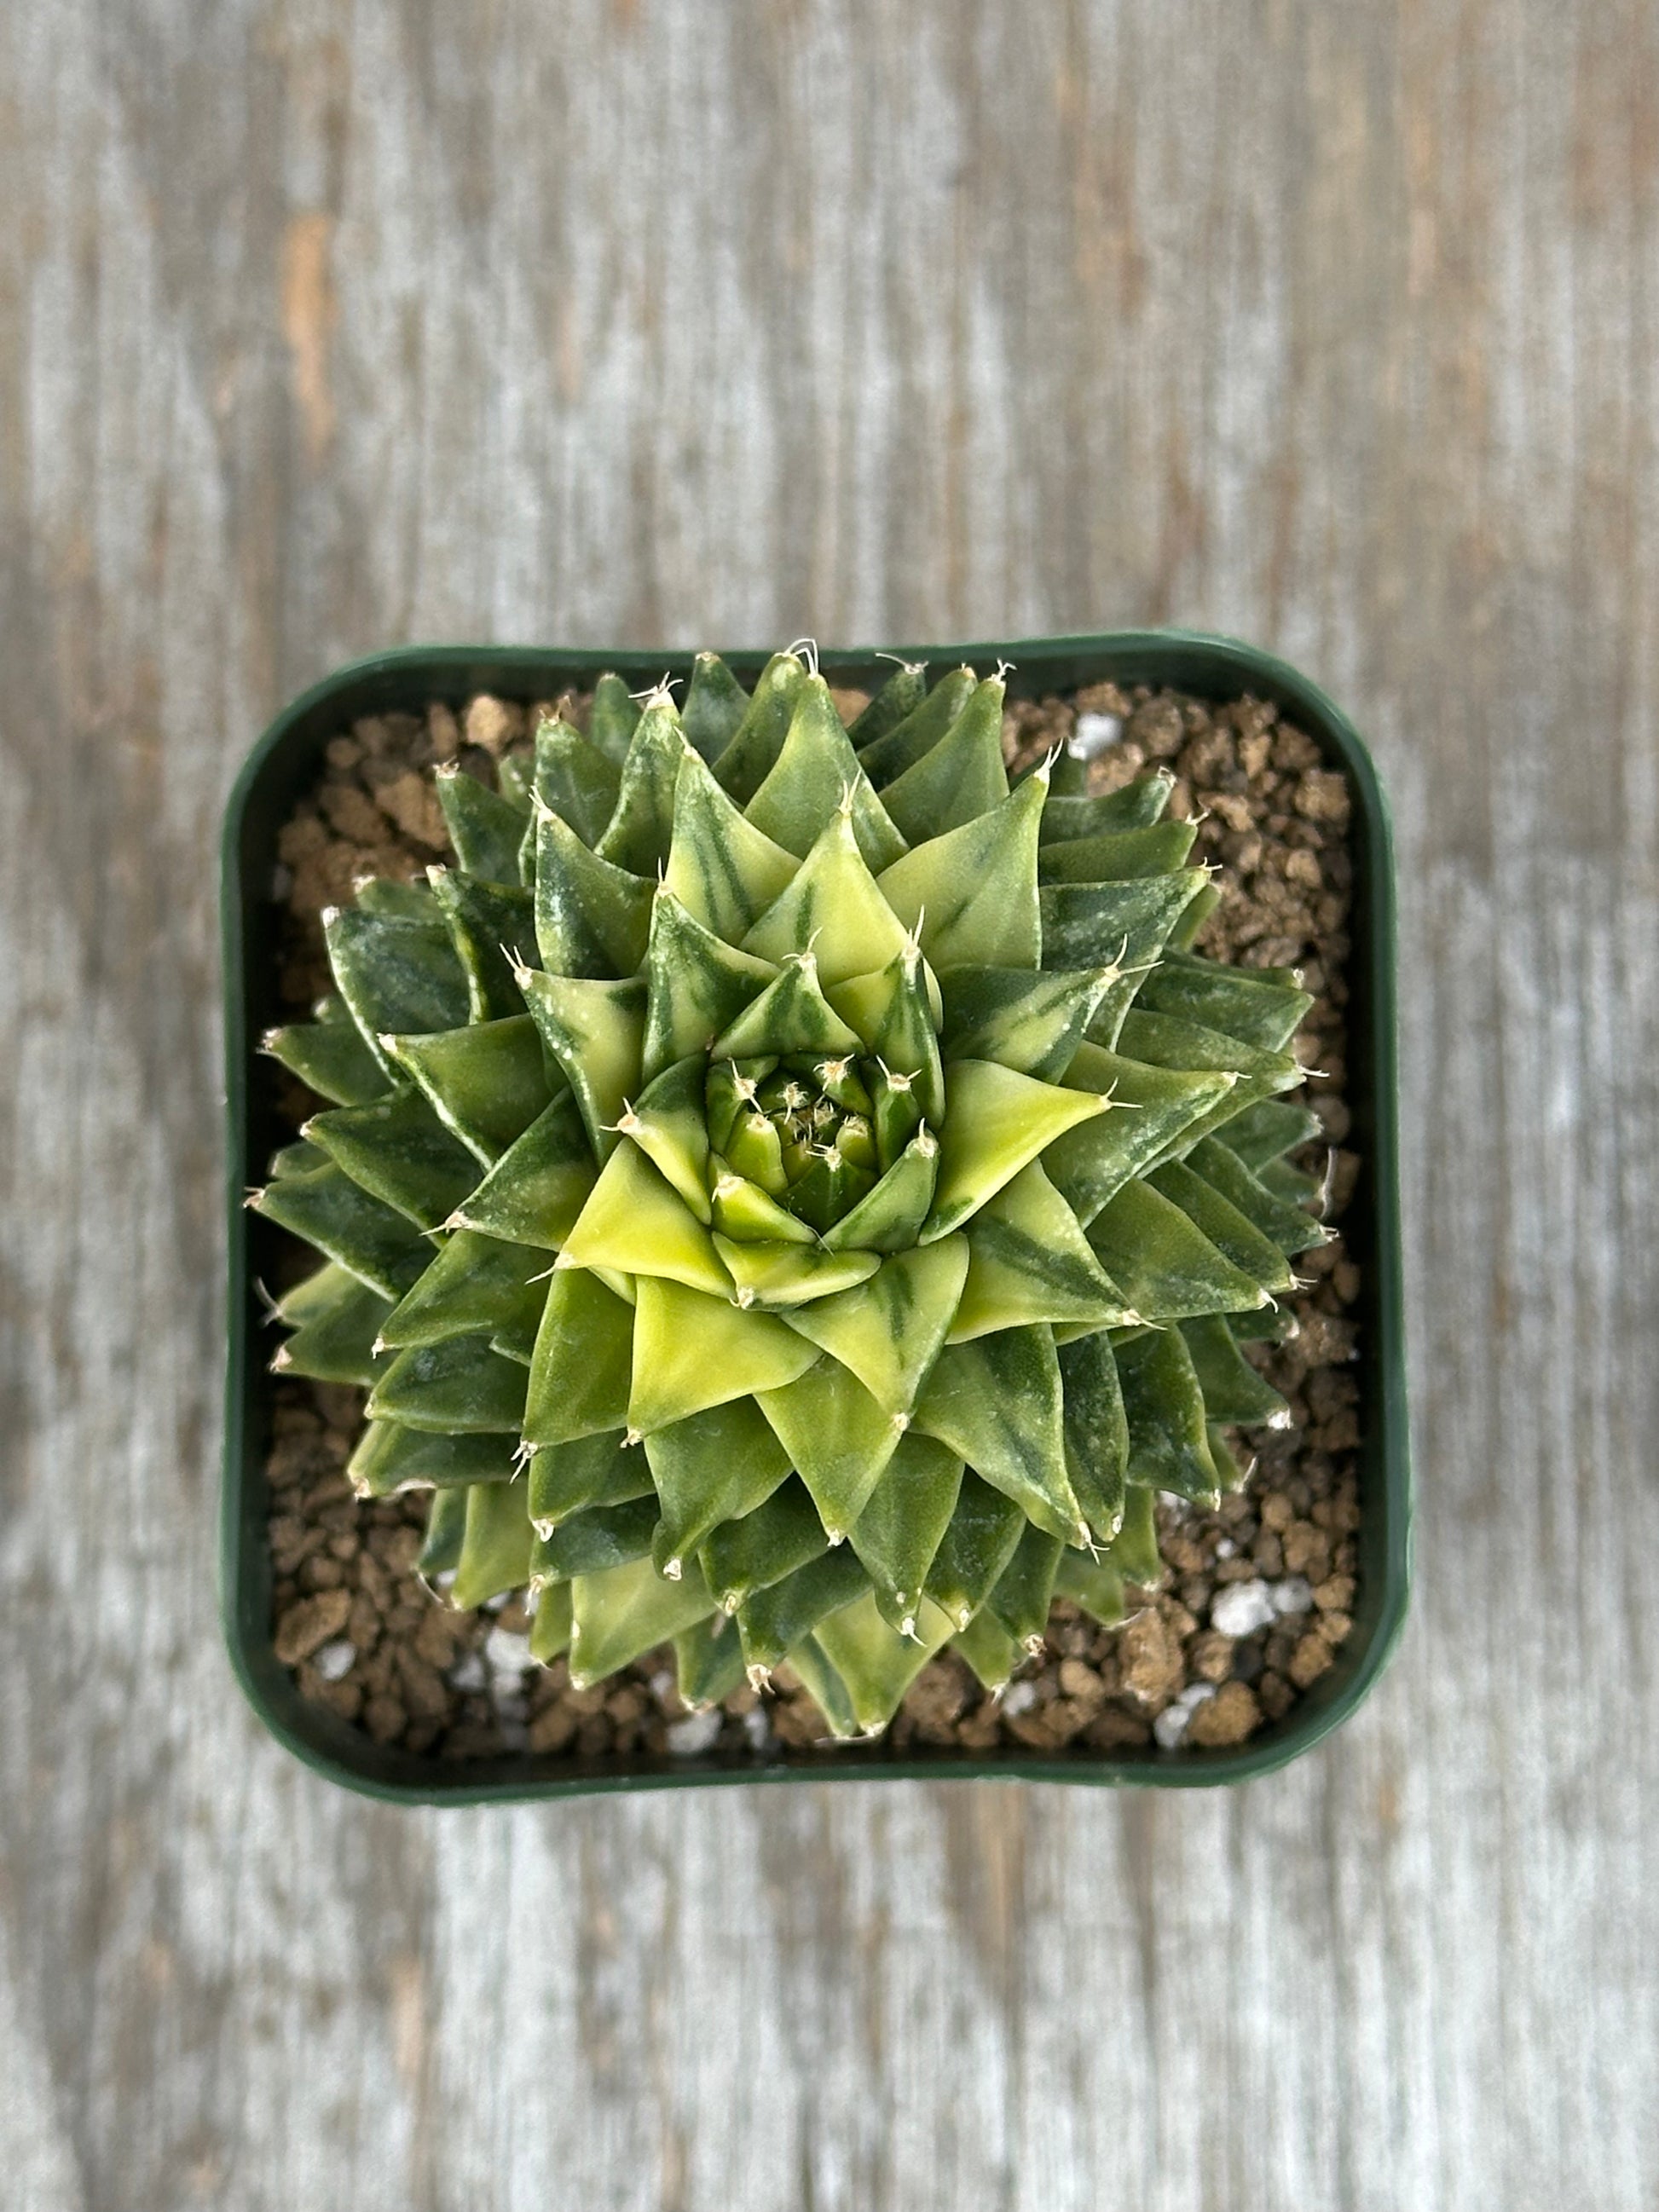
[484,1626,534,1676]
[1211,1580,1279,1637]
[1068,710,1124,759]
[666,1709,722,1756]
[314,1639,356,1683]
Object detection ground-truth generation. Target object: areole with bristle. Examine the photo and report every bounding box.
[256,648,1330,1733]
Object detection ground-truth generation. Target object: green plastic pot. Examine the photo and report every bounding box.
[222,630,1409,1803]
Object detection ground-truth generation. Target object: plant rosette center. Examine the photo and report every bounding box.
[256,650,1330,1740]
[699,1047,910,1242]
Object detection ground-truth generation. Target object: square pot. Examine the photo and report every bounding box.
[222,630,1409,1802]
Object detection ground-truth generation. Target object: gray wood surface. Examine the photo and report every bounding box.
[3,3,1655,2205]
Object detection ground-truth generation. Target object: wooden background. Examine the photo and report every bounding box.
[3,3,1656,2206]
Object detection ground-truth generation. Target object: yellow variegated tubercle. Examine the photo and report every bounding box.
[255,650,1330,1738]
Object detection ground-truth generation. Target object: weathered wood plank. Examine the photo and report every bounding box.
[2,2,1656,2207]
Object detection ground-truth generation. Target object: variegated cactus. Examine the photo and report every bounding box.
[255,650,1329,1738]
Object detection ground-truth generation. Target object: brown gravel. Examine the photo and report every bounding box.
[259,673,1363,1764]
[1187,1680,1263,1747]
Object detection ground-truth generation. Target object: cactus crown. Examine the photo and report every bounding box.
[257,650,1330,1738]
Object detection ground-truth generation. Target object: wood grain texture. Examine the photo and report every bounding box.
[3,3,1656,2205]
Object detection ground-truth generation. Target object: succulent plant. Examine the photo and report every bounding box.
[254,649,1329,1738]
